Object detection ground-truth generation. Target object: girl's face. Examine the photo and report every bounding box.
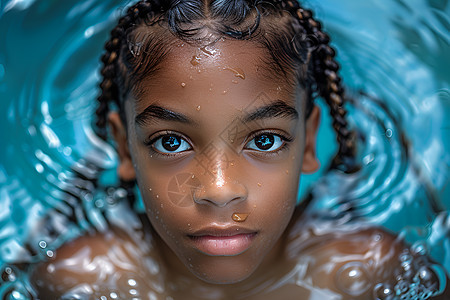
[110,39,320,284]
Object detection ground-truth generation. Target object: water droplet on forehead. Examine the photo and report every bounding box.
[190,55,200,66]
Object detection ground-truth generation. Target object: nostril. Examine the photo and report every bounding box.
[192,181,248,207]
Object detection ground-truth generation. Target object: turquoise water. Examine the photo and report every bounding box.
[0,0,449,298]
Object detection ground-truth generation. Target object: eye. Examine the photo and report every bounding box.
[152,134,192,154]
[245,133,285,152]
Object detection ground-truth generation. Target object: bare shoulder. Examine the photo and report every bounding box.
[290,226,448,299]
[30,224,167,299]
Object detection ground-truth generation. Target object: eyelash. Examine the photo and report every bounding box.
[144,130,293,158]
[144,130,192,158]
[245,130,293,157]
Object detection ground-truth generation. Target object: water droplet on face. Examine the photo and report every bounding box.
[231,79,238,84]
[181,82,186,87]
[285,170,289,174]
[196,105,201,111]
[257,183,262,187]
[222,90,228,95]
[253,205,257,208]
[223,67,246,80]
[232,213,249,222]
[335,262,370,296]
[190,55,200,66]
[156,195,159,198]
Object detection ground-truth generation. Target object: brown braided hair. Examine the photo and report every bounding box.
[95,0,358,174]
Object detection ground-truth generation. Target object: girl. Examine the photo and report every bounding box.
[31,0,448,299]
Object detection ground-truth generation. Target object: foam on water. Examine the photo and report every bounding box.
[0,0,449,299]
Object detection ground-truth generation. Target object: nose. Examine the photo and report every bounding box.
[194,180,248,207]
[193,166,248,208]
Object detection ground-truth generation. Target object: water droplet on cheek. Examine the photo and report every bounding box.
[181,82,186,87]
[257,183,262,187]
[196,105,201,111]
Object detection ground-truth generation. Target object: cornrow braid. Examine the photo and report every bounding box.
[94,0,359,174]
[279,0,358,173]
[95,1,159,141]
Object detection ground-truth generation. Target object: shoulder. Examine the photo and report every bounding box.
[30,218,166,299]
[287,225,448,299]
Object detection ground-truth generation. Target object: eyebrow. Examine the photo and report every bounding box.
[135,100,298,127]
[135,104,195,126]
[243,100,299,123]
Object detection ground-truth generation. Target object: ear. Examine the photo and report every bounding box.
[302,105,320,173]
[108,112,136,181]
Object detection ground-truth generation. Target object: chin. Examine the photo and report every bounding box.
[187,255,258,285]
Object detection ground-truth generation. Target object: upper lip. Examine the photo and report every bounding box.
[189,225,257,237]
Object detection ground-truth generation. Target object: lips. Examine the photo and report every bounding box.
[188,226,257,256]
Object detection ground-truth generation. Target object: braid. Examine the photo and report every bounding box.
[95,0,358,173]
[95,1,158,141]
[281,0,358,173]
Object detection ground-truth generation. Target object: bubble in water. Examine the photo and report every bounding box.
[385,128,393,138]
[1,266,17,282]
[128,278,137,287]
[373,283,395,300]
[411,241,428,256]
[335,262,370,296]
[38,240,47,249]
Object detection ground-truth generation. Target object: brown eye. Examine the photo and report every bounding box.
[153,135,192,154]
[245,133,284,152]
[162,136,181,151]
[254,134,274,150]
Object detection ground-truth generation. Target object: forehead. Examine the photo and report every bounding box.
[131,38,301,114]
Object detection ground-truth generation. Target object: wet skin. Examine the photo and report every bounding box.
[110,39,321,285]
[31,39,450,299]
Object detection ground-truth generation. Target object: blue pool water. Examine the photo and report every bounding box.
[0,0,449,298]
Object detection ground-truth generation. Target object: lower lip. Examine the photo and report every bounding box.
[189,233,257,256]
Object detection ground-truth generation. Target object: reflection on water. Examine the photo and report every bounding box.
[0,0,449,299]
